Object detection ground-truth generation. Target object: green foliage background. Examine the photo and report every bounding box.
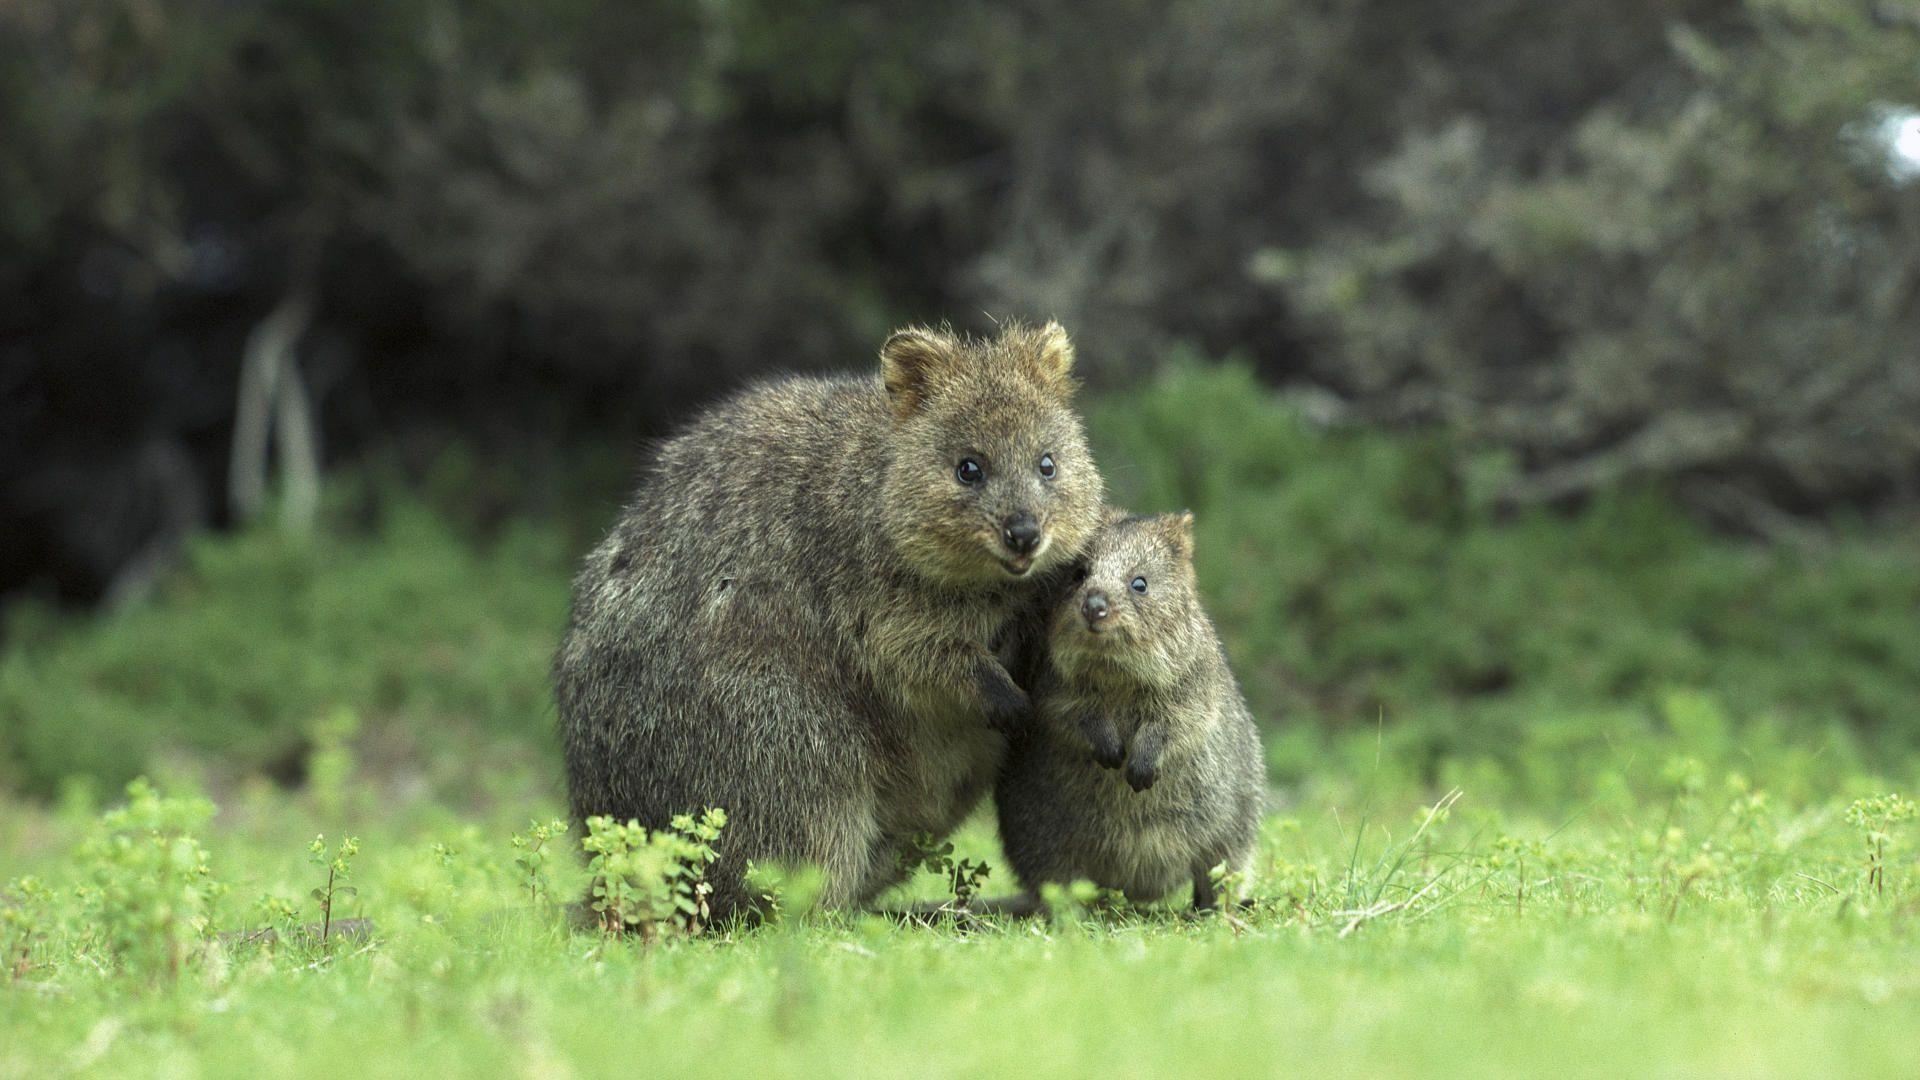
[6,365,1917,798]
[5,0,1917,543]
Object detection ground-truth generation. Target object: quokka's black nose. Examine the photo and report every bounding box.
[1082,590,1111,624]
[1003,514,1042,556]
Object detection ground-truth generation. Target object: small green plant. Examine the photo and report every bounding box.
[1258,817,1326,919]
[1845,794,1918,898]
[1,876,55,981]
[1038,879,1104,924]
[255,893,301,944]
[510,819,571,905]
[744,862,827,924]
[307,834,360,947]
[72,778,226,979]
[896,832,993,910]
[948,857,991,909]
[1207,861,1248,910]
[581,809,726,939]
[1477,835,1547,915]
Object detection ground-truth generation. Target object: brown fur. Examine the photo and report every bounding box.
[995,513,1265,908]
[555,322,1104,919]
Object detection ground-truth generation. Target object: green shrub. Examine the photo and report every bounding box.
[1091,361,1920,794]
[3,363,1919,803]
[581,809,727,938]
[1270,1,1920,514]
[0,505,570,795]
[70,779,227,980]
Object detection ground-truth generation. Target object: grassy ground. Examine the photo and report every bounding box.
[5,363,1920,1076]
[4,742,1919,1078]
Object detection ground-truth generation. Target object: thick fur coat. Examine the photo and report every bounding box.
[555,323,1104,918]
[995,513,1265,908]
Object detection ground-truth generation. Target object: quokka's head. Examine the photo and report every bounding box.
[1049,512,1206,686]
[878,321,1103,585]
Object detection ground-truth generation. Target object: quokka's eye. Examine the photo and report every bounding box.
[1071,565,1090,584]
[1130,576,1148,594]
[956,458,985,485]
[1038,453,1057,479]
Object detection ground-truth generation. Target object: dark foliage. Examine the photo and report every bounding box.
[3,1,1917,605]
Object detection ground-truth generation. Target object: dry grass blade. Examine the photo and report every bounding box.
[1333,872,1451,939]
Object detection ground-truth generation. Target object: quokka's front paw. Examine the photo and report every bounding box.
[1124,758,1158,792]
[1089,734,1126,771]
[976,669,1033,733]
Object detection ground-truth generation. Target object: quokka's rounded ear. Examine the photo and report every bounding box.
[1027,320,1077,395]
[880,326,959,418]
[1162,510,1196,559]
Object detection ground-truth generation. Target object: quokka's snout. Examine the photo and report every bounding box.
[1080,589,1111,627]
[994,510,1049,575]
[1001,512,1042,556]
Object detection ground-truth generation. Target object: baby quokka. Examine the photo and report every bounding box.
[996,512,1264,910]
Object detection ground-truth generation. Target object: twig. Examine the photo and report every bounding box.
[1795,872,1842,896]
[302,938,378,972]
[1333,872,1450,938]
[1409,789,1463,849]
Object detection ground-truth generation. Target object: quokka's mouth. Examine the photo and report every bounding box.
[992,532,1050,577]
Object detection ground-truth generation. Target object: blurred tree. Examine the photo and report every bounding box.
[1269,0,1920,530]
[2,0,1917,606]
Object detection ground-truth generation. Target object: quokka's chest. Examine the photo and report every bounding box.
[1040,686,1166,740]
[863,593,1015,668]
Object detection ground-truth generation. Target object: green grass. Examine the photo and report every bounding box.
[4,759,1919,1078]
[5,360,1920,1076]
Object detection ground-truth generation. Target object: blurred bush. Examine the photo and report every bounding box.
[0,502,569,794]
[2,0,1917,607]
[4,364,1917,797]
[1270,1,1920,526]
[1094,363,1920,794]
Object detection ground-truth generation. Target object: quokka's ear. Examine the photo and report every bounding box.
[1015,320,1077,397]
[880,326,960,418]
[1160,510,1196,560]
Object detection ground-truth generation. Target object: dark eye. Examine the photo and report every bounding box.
[1071,564,1089,584]
[956,458,985,485]
[1038,453,1056,479]
[1130,576,1148,594]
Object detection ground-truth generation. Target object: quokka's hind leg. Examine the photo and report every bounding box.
[1190,872,1219,912]
[1191,849,1257,913]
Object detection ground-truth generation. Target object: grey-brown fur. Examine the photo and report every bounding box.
[995,512,1264,909]
[555,322,1104,920]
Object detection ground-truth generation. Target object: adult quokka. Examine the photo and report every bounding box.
[555,322,1105,920]
[995,512,1264,910]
